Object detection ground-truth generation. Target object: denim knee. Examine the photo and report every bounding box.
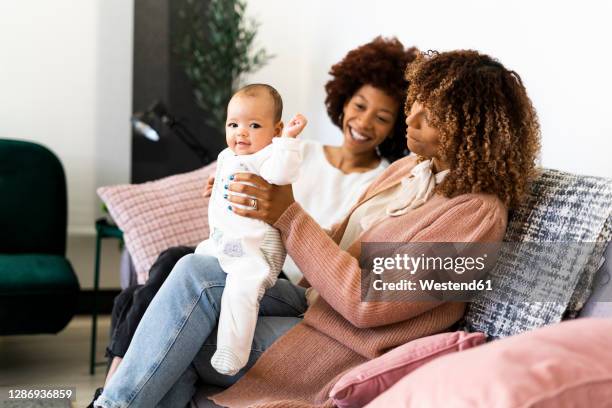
[172,253,227,286]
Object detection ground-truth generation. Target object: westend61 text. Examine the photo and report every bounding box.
[372,279,493,291]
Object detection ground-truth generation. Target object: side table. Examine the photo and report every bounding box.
[90,218,123,375]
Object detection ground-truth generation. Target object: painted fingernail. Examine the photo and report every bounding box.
[229,175,235,180]
[224,184,228,189]
[227,205,232,211]
[223,194,228,199]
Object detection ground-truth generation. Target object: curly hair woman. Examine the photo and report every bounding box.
[325,36,417,164]
[94,50,539,408]
[290,36,417,238]
[404,50,540,207]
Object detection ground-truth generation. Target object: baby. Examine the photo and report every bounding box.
[195,84,307,375]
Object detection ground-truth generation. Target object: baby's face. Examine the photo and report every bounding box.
[225,94,281,155]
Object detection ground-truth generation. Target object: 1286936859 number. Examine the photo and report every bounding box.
[2,387,76,401]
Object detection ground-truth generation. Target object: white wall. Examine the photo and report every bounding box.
[0,0,133,234]
[246,0,612,178]
[0,0,610,238]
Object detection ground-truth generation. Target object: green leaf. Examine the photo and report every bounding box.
[173,0,274,126]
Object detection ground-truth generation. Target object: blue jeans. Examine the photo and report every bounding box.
[95,254,307,408]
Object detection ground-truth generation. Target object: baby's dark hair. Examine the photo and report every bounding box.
[234,84,283,122]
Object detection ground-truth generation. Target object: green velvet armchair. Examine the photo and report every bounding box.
[0,139,80,334]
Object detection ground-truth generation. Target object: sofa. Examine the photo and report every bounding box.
[98,165,612,407]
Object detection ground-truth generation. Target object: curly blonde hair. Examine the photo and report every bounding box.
[405,50,541,208]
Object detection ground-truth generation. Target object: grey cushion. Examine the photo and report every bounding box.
[579,240,612,318]
[463,169,612,339]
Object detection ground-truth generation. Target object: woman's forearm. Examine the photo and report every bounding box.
[274,196,507,328]
[274,203,433,328]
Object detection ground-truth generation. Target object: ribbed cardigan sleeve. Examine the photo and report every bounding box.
[274,196,506,328]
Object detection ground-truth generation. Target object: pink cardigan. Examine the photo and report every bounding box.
[213,155,508,407]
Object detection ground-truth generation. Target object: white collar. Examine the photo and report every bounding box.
[386,159,449,217]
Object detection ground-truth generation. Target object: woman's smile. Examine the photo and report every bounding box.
[347,124,373,144]
[340,84,399,154]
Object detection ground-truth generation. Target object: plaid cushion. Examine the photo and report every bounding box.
[463,169,612,339]
[97,163,216,284]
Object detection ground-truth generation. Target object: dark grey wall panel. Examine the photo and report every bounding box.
[131,0,223,183]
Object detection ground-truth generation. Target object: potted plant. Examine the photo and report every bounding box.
[175,0,273,130]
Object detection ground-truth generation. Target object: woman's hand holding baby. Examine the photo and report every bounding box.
[225,173,295,225]
[203,175,215,198]
[282,114,307,138]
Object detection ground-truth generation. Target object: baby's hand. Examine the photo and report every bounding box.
[282,114,307,138]
[203,175,214,197]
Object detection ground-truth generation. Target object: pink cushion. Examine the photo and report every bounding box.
[330,331,486,408]
[97,163,216,283]
[366,318,612,408]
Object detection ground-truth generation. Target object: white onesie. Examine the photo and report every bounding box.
[195,136,302,375]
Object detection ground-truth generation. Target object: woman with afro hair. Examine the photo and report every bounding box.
[285,36,417,281]
[324,36,417,164]
[94,49,539,408]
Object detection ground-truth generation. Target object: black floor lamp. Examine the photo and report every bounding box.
[131,101,212,165]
